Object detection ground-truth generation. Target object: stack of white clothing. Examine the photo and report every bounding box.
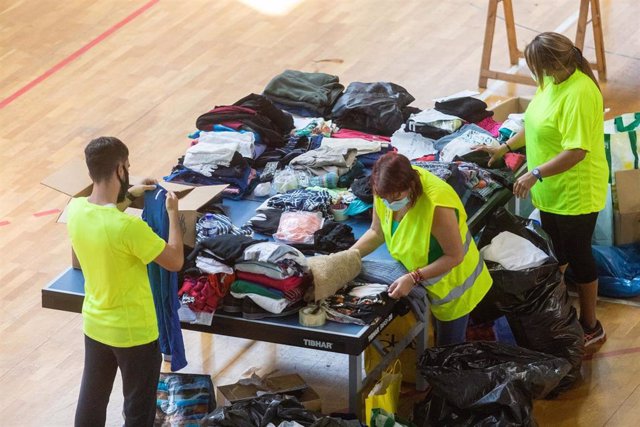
[439,128,500,162]
[183,139,239,176]
[197,131,256,159]
[480,231,550,270]
[406,109,464,133]
[320,137,381,156]
[290,145,357,176]
[183,131,257,176]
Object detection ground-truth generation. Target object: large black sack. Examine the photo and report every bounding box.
[471,208,584,393]
[330,82,415,136]
[200,394,318,427]
[413,341,571,427]
[472,208,560,323]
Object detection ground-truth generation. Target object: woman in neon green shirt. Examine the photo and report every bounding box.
[480,32,608,348]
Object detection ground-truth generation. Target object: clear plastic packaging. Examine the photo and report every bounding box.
[273,211,324,245]
[271,167,298,194]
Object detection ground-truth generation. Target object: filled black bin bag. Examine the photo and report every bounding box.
[413,341,571,427]
[201,395,318,427]
[471,207,584,393]
[472,207,560,322]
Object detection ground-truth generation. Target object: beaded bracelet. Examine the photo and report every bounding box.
[410,270,421,285]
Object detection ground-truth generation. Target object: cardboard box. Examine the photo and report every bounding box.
[488,96,531,122]
[41,158,227,251]
[217,373,321,412]
[614,169,640,245]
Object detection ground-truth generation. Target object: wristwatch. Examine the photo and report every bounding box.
[125,192,136,202]
[531,168,543,182]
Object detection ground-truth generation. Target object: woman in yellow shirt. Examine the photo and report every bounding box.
[480,32,608,347]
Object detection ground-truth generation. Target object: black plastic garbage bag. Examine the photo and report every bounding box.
[413,341,571,427]
[473,208,559,322]
[471,207,584,393]
[591,243,640,298]
[330,82,415,136]
[200,395,319,427]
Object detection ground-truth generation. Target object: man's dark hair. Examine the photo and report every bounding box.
[84,136,129,183]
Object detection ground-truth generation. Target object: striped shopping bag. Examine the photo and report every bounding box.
[604,112,640,184]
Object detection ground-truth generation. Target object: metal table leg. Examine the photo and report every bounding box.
[348,353,363,414]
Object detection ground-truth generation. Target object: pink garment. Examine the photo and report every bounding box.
[475,117,502,138]
[504,153,526,171]
[236,271,304,293]
[332,128,391,142]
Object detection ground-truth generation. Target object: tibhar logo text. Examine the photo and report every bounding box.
[303,339,333,350]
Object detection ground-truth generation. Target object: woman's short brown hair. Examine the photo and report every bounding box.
[371,152,423,206]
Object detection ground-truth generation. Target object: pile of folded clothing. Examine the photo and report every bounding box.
[165,152,257,199]
[179,234,268,324]
[227,242,311,319]
[196,94,294,148]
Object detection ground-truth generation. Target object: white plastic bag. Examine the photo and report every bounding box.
[271,167,298,194]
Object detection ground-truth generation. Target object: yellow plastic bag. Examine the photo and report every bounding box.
[365,312,418,383]
[364,360,402,424]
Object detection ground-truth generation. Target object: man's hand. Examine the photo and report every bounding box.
[128,177,158,198]
[388,274,416,299]
[165,191,179,213]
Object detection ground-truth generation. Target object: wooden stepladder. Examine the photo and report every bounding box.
[478,0,607,88]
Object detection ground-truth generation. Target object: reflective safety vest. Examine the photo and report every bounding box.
[374,167,492,321]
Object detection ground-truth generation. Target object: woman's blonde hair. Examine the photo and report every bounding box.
[524,32,600,92]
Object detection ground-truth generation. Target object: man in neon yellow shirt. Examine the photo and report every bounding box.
[480,32,608,348]
[67,137,184,426]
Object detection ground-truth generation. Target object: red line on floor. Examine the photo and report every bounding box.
[584,346,640,361]
[33,209,62,217]
[0,221,10,227]
[0,0,159,110]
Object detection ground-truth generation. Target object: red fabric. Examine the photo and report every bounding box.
[332,128,391,142]
[504,152,526,171]
[236,271,304,292]
[219,121,243,129]
[179,273,235,312]
[475,117,502,138]
[414,154,437,162]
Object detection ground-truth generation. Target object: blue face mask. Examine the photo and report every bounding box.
[383,196,410,211]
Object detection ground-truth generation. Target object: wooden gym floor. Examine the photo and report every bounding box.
[1,0,639,425]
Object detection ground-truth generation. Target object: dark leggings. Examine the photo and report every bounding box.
[75,335,161,427]
[435,314,469,346]
[539,210,599,283]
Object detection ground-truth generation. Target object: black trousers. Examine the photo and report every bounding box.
[539,210,599,283]
[75,335,161,427]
